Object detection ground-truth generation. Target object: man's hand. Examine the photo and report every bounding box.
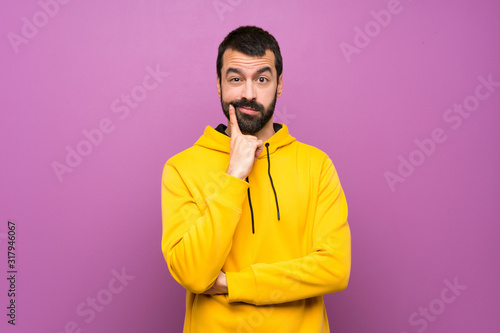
[225,105,263,180]
[202,271,228,295]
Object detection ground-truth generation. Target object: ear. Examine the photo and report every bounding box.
[216,76,221,98]
[276,73,283,98]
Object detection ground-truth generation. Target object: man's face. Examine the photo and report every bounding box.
[217,49,283,134]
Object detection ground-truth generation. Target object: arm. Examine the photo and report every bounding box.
[162,105,267,294]
[225,157,351,305]
[161,162,248,294]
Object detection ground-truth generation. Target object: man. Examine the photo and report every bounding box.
[161,26,351,332]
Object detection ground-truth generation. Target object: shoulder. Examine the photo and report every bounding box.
[292,140,331,162]
[289,140,341,180]
[164,146,197,165]
[162,145,204,177]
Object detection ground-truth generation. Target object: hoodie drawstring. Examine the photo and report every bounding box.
[246,176,255,234]
[246,143,281,234]
[246,143,280,234]
[265,143,280,221]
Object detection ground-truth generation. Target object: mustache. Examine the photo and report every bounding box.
[230,99,265,113]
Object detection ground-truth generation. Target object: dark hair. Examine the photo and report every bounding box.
[217,26,283,80]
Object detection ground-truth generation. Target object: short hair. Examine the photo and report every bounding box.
[217,26,283,80]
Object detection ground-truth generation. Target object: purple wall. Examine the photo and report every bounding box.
[1,0,499,332]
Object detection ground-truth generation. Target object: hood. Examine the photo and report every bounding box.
[194,123,296,156]
[194,123,297,233]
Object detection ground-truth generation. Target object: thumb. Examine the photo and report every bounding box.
[255,141,264,157]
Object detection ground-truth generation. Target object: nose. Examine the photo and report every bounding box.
[241,80,257,100]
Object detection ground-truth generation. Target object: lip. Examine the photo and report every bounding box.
[238,107,259,115]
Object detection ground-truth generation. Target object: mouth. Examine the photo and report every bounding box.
[238,107,259,115]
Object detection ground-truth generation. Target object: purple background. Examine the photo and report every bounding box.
[1,0,499,332]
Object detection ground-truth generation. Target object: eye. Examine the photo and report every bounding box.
[229,77,241,82]
[257,77,268,83]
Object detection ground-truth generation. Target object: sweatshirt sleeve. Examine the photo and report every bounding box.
[225,156,351,305]
[161,162,249,294]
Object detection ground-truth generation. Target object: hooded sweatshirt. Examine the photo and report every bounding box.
[161,123,351,332]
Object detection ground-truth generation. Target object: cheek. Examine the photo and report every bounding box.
[260,89,276,104]
[221,87,238,102]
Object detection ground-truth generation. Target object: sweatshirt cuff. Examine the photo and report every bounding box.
[212,173,249,210]
[226,268,258,304]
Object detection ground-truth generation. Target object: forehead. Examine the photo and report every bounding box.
[222,49,276,76]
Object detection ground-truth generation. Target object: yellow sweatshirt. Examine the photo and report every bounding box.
[161,123,351,332]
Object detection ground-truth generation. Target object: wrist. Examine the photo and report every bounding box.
[225,167,247,181]
[222,273,228,293]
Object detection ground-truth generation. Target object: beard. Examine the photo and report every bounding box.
[221,90,277,134]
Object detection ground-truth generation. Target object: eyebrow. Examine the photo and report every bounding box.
[256,66,272,75]
[225,67,243,76]
[225,66,273,77]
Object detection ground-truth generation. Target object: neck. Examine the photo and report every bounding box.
[225,118,275,141]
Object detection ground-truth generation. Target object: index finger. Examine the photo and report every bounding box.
[228,104,241,136]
